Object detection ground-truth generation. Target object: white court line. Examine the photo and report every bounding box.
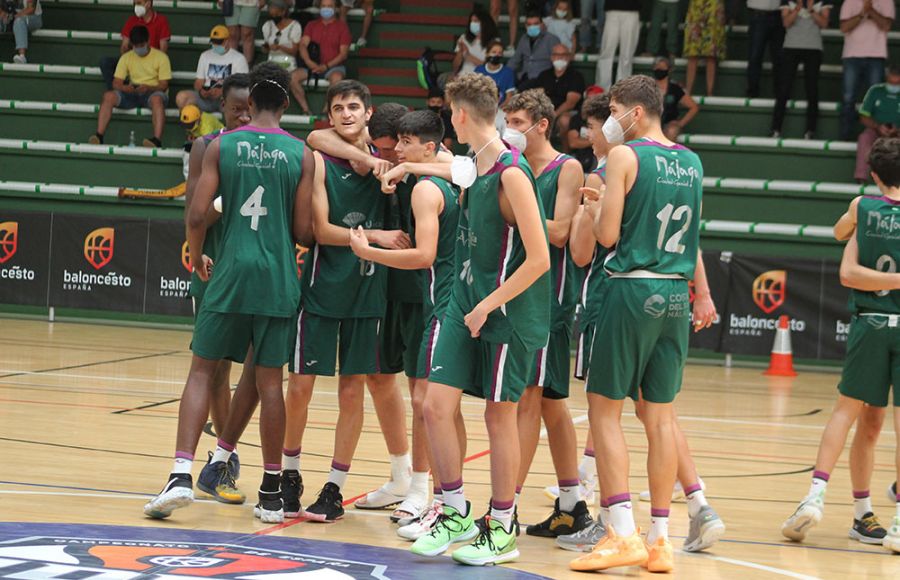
[685,552,822,580]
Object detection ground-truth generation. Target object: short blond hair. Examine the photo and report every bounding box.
[502,88,555,126]
[445,73,498,123]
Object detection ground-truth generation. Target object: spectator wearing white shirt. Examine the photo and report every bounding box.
[595,0,641,89]
[544,0,577,52]
[454,7,498,76]
[0,0,42,64]
[176,25,248,112]
[260,0,302,72]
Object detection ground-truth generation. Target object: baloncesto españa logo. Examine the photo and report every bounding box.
[63,227,132,292]
[0,221,18,264]
[729,269,806,337]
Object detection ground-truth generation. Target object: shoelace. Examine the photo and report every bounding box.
[428,509,466,538]
[861,515,883,532]
[471,518,499,551]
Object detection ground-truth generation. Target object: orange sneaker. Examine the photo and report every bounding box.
[569,525,648,571]
[643,537,674,573]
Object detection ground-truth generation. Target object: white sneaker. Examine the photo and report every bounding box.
[392,493,428,525]
[355,479,409,509]
[781,494,824,542]
[143,476,193,519]
[12,54,26,64]
[639,478,704,503]
[884,516,900,553]
[543,475,597,506]
[397,501,442,540]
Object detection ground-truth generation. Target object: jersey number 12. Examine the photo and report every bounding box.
[656,203,692,254]
[240,186,268,231]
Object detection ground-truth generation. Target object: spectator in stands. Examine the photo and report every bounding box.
[543,0,577,52]
[491,0,518,49]
[260,0,302,71]
[293,0,351,114]
[854,65,900,182]
[646,0,680,59]
[99,0,170,89]
[839,0,895,140]
[566,84,604,169]
[525,43,584,141]
[595,0,640,89]
[175,25,248,112]
[683,0,726,96]
[180,104,224,142]
[770,0,832,139]
[223,0,262,65]
[578,0,604,51]
[454,6,497,76]
[0,0,42,64]
[90,25,171,148]
[426,88,456,148]
[746,0,784,98]
[654,56,699,140]
[510,10,560,88]
[475,39,517,105]
[339,0,374,48]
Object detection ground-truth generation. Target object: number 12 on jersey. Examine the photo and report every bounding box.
[656,203,693,254]
[240,186,268,231]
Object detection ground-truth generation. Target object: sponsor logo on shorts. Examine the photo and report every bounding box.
[306,360,317,366]
[643,294,666,318]
[752,270,786,314]
[84,227,115,270]
[431,365,443,373]
[0,221,18,264]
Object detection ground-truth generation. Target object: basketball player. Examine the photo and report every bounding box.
[782,138,900,552]
[284,80,409,522]
[569,75,705,574]
[498,89,593,539]
[145,62,314,524]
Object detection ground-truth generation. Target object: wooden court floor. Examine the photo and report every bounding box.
[1,317,898,579]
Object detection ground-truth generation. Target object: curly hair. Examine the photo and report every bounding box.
[502,88,555,126]
[581,93,611,123]
[444,72,498,123]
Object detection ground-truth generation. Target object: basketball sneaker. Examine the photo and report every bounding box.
[887,481,897,503]
[228,452,240,480]
[781,494,824,542]
[281,469,304,518]
[305,482,344,522]
[475,504,520,536]
[253,489,284,523]
[683,505,726,552]
[197,454,245,504]
[884,516,900,553]
[543,475,597,505]
[526,499,593,538]
[144,473,193,519]
[849,512,887,544]
[642,537,674,573]
[569,525,648,571]
[556,520,607,552]
[410,503,477,556]
[398,500,443,541]
[639,478,703,503]
[452,516,519,566]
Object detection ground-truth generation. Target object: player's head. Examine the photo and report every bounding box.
[582,93,611,159]
[368,102,408,164]
[444,72,498,145]
[327,80,373,140]
[607,75,662,143]
[129,25,150,56]
[395,109,444,163]
[248,62,290,116]
[221,73,251,130]
[427,88,445,111]
[868,137,900,189]
[502,89,554,150]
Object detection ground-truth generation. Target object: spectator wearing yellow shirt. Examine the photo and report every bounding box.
[90,25,172,148]
[180,104,224,141]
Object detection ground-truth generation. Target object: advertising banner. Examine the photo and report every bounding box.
[145,220,194,317]
[0,210,52,306]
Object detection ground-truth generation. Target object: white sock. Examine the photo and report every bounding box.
[853,492,873,520]
[282,448,301,472]
[327,462,350,489]
[608,499,636,536]
[409,471,429,497]
[686,490,709,518]
[490,500,515,532]
[172,454,192,475]
[211,445,233,465]
[807,472,829,500]
[646,510,669,544]
[579,453,597,480]
[559,481,579,512]
[442,481,467,515]
[600,506,610,527]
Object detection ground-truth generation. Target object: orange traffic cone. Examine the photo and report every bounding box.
[764,315,797,377]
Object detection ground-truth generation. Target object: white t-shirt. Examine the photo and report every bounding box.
[543,17,576,51]
[195,48,249,83]
[235,0,257,7]
[262,19,303,54]
[456,35,485,75]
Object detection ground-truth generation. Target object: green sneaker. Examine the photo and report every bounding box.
[452,516,520,566]
[410,502,477,557]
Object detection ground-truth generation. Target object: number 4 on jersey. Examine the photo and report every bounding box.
[240,185,268,231]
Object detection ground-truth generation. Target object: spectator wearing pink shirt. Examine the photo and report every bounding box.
[838,0,895,140]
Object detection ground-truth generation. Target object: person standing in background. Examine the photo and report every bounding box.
[594,0,641,90]
[492,0,519,49]
[746,0,784,98]
[578,0,604,51]
[646,0,680,59]
[510,11,560,88]
[222,0,262,64]
[683,0,726,96]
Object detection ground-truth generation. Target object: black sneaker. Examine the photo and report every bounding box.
[475,504,520,536]
[526,499,594,538]
[849,512,887,544]
[143,473,193,519]
[197,453,245,504]
[305,482,344,522]
[282,469,304,518]
[254,488,284,524]
[228,452,240,480]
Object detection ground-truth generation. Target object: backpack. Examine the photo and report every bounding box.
[416,47,440,90]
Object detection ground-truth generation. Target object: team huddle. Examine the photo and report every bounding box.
[139,61,900,572]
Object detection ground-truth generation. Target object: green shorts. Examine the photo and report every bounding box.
[574,321,595,381]
[528,327,572,399]
[192,308,297,368]
[290,309,384,376]
[224,3,259,27]
[428,314,533,403]
[380,301,425,378]
[838,314,900,407]
[586,278,691,404]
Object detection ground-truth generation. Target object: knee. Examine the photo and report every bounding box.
[149,95,164,108]
[292,70,307,85]
[101,91,118,105]
[337,383,364,409]
[329,70,345,83]
[856,407,886,443]
[422,395,446,426]
[242,28,254,42]
[411,387,427,420]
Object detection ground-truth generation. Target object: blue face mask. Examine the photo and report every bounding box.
[211,44,227,55]
[469,21,481,35]
[887,83,900,95]
[526,24,541,38]
[320,6,335,19]
[134,46,149,57]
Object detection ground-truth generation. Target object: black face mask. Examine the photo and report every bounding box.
[271,14,283,24]
[653,69,669,80]
[487,55,503,65]
[428,106,443,113]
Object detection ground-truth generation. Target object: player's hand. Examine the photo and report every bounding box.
[367,156,394,178]
[380,164,406,194]
[195,254,214,281]
[349,226,371,257]
[692,292,717,332]
[372,229,411,249]
[464,303,489,338]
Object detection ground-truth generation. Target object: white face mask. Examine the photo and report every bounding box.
[552,59,568,71]
[602,108,636,145]
[502,122,538,152]
[555,9,567,18]
[451,135,500,189]
[134,4,147,17]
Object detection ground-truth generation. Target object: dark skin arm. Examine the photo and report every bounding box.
[293,143,316,247]
[187,139,221,281]
[184,138,222,230]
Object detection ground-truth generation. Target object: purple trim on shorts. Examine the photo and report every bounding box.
[539,153,572,177]
[558,479,580,488]
[264,463,281,471]
[684,483,703,496]
[331,460,351,472]
[584,449,595,458]
[491,498,515,510]
[606,493,631,506]
[853,490,870,499]
[863,194,900,206]
[442,478,463,492]
[319,152,353,170]
[896,493,900,502]
[533,348,544,386]
[650,508,670,518]
[224,124,304,143]
[813,470,830,482]
[175,451,193,460]
[216,439,235,452]
[283,447,301,457]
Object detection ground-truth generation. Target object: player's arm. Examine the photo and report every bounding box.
[594,145,635,248]
[293,143,316,247]
[381,161,452,193]
[547,158,583,248]
[840,234,900,291]
[187,139,221,281]
[306,127,390,174]
[464,168,551,337]
[350,180,444,269]
[692,250,717,331]
[569,172,604,267]
[185,138,221,229]
[833,195,861,241]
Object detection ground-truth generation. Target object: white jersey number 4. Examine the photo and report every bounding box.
[240,185,268,231]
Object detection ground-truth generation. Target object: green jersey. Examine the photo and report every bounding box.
[301,153,387,319]
[536,153,583,331]
[849,195,900,314]
[415,176,460,321]
[189,130,226,300]
[203,126,304,317]
[604,139,702,279]
[387,176,423,304]
[450,149,551,351]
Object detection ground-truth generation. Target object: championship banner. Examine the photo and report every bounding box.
[0,210,52,307]
[144,220,193,317]
[48,214,149,313]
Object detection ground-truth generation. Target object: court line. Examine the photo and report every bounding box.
[683,552,822,579]
[0,351,180,380]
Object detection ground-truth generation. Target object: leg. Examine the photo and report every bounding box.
[360,0,374,42]
[746,12,766,97]
[642,400,678,527]
[174,355,223,456]
[840,59,861,140]
[772,49,800,134]
[96,91,118,136]
[595,0,605,45]
[587,394,628,518]
[556,112,572,150]
[327,68,346,84]
[227,25,240,51]
[515,386,543,488]
[855,128,878,182]
[646,0,665,56]
[332,374,367,468]
[13,15,39,56]
[579,0,595,48]
[507,0,519,47]
[485,399,520,515]
[685,57,698,96]
[665,2,679,57]
[615,11,640,80]
[849,405,886,497]
[218,358,259,447]
[366,373,410,456]
[804,50,822,134]
[241,26,255,65]
[284,373,315,452]
[423,384,465,489]
[99,56,119,90]
[705,57,717,97]
[542,398,580,493]
[410,378,431,473]
[208,360,233,438]
[175,90,198,110]
[815,395,867,475]
[595,15,620,89]
[290,68,312,114]
[767,14,785,98]
[255,365,286,468]
[149,94,165,140]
